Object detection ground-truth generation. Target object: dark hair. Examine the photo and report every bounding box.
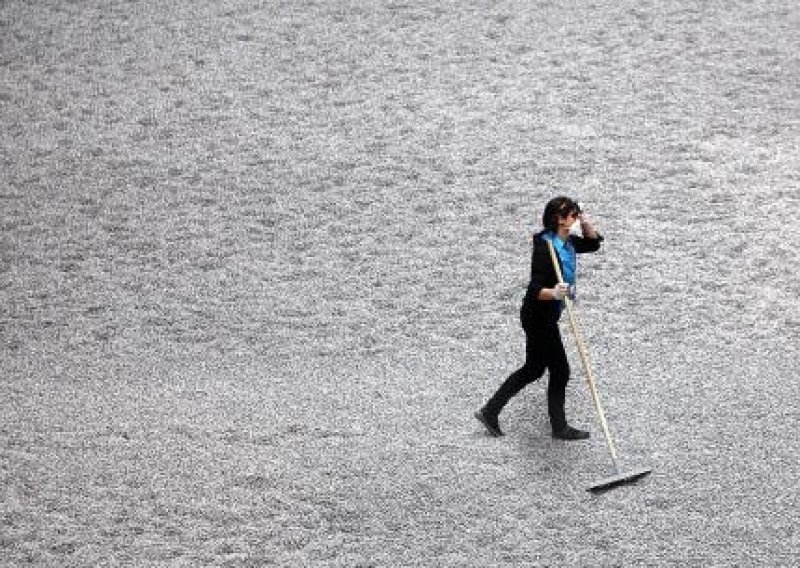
[542,196,581,231]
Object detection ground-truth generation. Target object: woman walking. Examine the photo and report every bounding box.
[475,196,603,440]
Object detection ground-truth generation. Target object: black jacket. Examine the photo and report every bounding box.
[521,230,604,329]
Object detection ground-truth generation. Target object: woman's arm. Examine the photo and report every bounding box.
[573,212,604,253]
[530,236,565,301]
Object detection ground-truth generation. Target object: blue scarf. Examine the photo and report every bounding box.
[543,231,576,286]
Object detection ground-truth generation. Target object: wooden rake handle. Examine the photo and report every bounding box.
[546,240,619,465]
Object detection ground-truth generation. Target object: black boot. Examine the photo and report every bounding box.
[474,407,504,437]
[552,425,590,440]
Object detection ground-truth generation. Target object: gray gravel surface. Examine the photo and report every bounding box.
[2,0,799,566]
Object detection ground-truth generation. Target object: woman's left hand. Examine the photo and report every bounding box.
[578,212,599,237]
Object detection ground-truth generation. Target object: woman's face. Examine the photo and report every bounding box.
[558,210,579,230]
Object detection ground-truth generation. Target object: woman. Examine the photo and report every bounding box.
[475,196,603,440]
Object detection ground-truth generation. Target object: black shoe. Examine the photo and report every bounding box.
[475,408,504,437]
[552,425,590,440]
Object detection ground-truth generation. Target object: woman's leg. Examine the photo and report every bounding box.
[545,329,590,439]
[482,331,547,419]
[545,330,570,432]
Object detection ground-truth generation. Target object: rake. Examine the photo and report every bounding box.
[547,240,652,493]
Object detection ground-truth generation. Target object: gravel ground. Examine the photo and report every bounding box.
[2,0,799,566]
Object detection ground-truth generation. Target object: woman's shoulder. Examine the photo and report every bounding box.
[532,230,549,243]
[531,231,552,259]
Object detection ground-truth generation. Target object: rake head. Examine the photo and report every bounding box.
[588,467,652,493]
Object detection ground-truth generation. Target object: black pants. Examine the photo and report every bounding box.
[484,322,570,432]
